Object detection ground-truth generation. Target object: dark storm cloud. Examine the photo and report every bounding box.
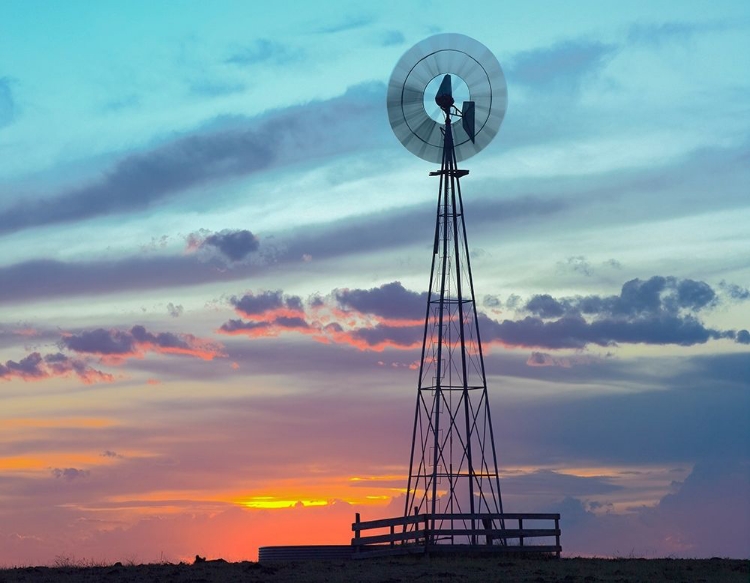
[507,39,617,91]
[0,82,387,236]
[195,229,260,262]
[335,281,427,321]
[225,39,303,65]
[0,76,15,128]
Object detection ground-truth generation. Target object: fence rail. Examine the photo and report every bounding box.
[352,512,561,558]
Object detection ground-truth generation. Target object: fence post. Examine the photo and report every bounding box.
[354,513,361,554]
[555,515,561,558]
[519,517,524,547]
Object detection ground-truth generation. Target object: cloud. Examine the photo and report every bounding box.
[187,79,246,97]
[0,352,113,384]
[507,39,617,92]
[379,30,404,47]
[51,468,90,481]
[555,256,622,278]
[167,303,184,318]
[496,355,750,466]
[719,280,750,301]
[550,459,750,558]
[481,276,740,350]
[0,76,15,128]
[526,351,595,368]
[315,14,373,34]
[276,194,568,265]
[219,277,745,353]
[225,39,303,66]
[62,325,225,363]
[482,313,729,350]
[627,20,732,46]
[525,276,718,319]
[0,190,570,304]
[0,255,254,304]
[219,290,314,339]
[0,82,387,237]
[503,469,622,498]
[187,229,260,262]
[335,281,426,323]
[230,290,303,318]
[219,283,424,351]
[0,129,274,235]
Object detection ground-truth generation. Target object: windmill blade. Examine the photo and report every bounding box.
[386,33,507,163]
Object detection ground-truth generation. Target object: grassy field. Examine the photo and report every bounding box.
[0,556,747,583]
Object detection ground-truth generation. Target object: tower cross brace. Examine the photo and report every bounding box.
[403,110,505,544]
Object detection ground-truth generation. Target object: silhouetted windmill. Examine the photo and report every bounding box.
[350,34,562,557]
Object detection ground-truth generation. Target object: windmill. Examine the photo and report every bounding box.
[385,32,508,545]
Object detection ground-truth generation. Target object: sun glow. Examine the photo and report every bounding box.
[239,496,330,509]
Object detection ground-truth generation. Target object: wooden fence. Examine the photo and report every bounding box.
[352,512,561,558]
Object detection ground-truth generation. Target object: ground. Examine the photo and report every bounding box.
[0,557,747,583]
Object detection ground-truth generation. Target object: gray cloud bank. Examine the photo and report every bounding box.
[0,82,387,237]
[218,277,747,352]
[0,193,565,304]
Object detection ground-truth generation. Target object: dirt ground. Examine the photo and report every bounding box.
[0,556,747,583]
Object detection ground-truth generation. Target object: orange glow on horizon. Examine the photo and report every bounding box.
[0,417,116,430]
[0,452,109,471]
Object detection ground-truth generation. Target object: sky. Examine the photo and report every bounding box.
[0,0,749,565]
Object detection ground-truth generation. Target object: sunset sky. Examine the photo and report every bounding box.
[1,0,749,565]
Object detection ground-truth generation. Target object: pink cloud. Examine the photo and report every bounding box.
[62,325,225,364]
[219,286,424,351]
[0,352,114,384]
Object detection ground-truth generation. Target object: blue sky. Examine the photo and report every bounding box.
[0,0,748,564]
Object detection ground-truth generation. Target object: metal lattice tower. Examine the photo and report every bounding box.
[403,109,505,542]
